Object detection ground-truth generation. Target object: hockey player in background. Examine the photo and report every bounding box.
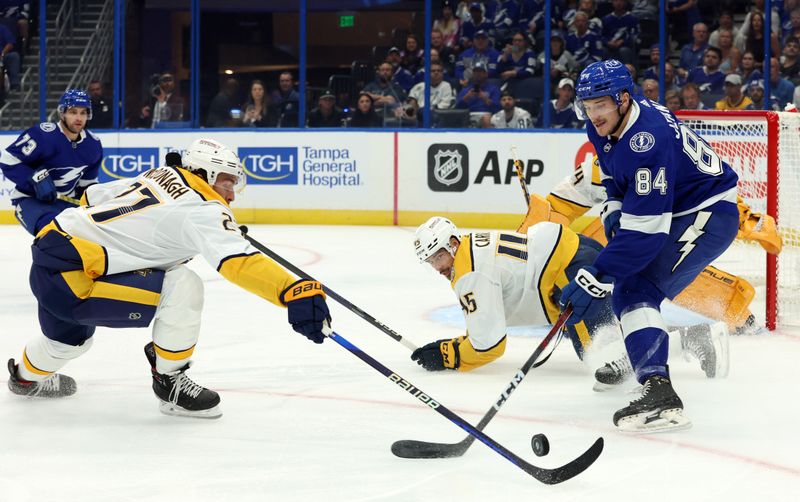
[560,60,740,432]
[6,138,332,419]
[410,216,727,387]
[0,89,103,235]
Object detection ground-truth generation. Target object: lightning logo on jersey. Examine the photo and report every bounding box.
[672,211,711,272]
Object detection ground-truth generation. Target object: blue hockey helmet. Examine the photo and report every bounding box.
[57,89,92,120]
[575,60,633,116]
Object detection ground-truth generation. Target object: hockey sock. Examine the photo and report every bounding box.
[17,335,93,382]
[151,266,203,373]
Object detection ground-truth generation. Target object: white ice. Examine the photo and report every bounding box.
[0,225,799,502]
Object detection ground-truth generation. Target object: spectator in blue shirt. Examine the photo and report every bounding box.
[455,30,500,86]
[386,47,416,92]
[535,78,582,129]
[496,31,537,82]
[737,51,763,87]
[566,12,604,67]
[687,46,725,94]
[493,0,521,42]
[677,22,709,80]
[270,72,300,127]
[456,61,501,126]
[602,0,639,65]
[0,22,20,90]
[461,3,495,47]
[768,56,796,108]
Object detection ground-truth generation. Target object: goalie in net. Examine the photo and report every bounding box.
[518,153,780,336]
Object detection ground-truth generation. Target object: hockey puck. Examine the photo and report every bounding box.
[531,433,550,457]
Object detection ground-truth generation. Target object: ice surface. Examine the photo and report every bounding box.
[0,225,798,501]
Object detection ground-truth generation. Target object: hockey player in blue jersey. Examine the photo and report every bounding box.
[560,60,739,432]
[0,89,103,235]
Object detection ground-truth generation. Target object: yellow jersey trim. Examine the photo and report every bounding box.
[537,226,580,324]
[37,221,109,278]
[171,166,230,208]
[450,235,474,287]
[59,270,161,306]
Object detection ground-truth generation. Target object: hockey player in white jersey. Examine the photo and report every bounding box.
[6,138,332,418]
[410,216,615,372]
[560,60,740,432]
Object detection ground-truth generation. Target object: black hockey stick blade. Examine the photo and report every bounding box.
[391,436,471,458]
[392,436,604,485]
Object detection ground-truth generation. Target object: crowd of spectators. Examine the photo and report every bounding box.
[135,0,800,129]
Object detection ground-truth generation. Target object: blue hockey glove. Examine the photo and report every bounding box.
[280,279,331,344]
[559,267,613,325]
[31,169,57,203]
[601,201,621,241]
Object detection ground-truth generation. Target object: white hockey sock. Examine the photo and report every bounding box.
[152,266,204,374]
[17,335,93,382]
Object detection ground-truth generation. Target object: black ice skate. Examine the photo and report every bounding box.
[593,355,634,391]
[613,369,691,433]
[677,322,729,378]
[7,358,77,398]
[144,342,221,419]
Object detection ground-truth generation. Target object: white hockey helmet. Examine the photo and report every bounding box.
[414,216,459,263]
[183,138,246,193]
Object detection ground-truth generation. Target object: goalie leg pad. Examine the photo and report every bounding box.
[672,265,755,331]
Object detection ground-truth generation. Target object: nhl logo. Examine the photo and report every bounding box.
[427,144,469,192]
[433,149,464,186]
[629,132,656,153]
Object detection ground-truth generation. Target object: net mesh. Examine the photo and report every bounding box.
[678,111,800,327]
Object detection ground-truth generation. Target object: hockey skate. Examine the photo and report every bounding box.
[7,358,77,398]
[593,355,634,391]
[144,343,221,419]
[613,369,691,433]
[678,322,730,378]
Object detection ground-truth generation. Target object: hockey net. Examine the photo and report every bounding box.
[676,110,800,330]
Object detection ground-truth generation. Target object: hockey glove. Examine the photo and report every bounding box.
[31,169,57,203]
[280,280,331,344]
[411,339,457,371]
[559,266,613,326]
[601,201,621,242]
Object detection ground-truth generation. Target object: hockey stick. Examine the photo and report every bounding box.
[511,146,531,206]
[324,321,603,484]
[391,305,579,459]
[240,228,417,351]
[57,194,81,205]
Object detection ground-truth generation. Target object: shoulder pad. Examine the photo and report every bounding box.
[39,122,57,133]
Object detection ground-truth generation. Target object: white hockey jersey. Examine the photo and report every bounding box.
[546,155,606,222]
[50,165,295,307]
[450,222,580,351]
[489,107,533,129]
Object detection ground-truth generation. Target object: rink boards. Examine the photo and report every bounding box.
[0,129,595,228]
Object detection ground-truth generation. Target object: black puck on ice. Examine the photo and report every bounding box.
[531,433,550,457]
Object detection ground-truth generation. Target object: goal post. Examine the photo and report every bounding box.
[676,110,799,330]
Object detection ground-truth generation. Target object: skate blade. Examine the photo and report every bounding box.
[616,408,692,433]
[709,322,730,378]
[159,401,222,419]
[593,381,619,392]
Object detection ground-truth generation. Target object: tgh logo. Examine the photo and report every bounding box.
[427,144,469,192]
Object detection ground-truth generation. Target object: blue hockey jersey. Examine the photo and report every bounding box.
[587,96,739,280]
[0,122,103,203]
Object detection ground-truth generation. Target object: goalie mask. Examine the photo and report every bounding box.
[183,138,246,193]
[414,216,460,263]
